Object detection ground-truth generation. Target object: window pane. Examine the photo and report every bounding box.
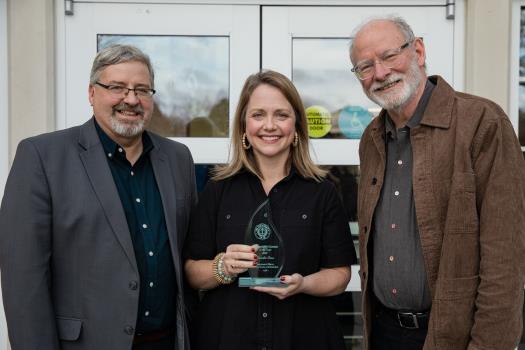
[292,38,380,140]
[98,35,229,138]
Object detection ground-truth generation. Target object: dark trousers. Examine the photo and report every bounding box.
[371,305,427,350]
[132,333,175,350]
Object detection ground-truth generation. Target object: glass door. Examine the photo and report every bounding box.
[262,6,455,348]
[262,5,454,165]
[59,2,259,164]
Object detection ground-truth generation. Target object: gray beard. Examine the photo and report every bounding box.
[366,57,423,112]
[110,114,145,138]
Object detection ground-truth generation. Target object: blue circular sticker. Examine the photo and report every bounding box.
[338,105,372,139]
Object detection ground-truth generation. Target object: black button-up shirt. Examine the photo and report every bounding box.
[95,122,176,333]
[372,79,435,311]
[186,169,357,350]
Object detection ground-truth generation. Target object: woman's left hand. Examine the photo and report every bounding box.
[251,273,304,300]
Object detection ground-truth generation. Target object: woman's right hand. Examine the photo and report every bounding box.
[222,244,259,276]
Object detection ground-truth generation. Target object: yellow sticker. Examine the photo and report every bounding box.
[306,105,332,138]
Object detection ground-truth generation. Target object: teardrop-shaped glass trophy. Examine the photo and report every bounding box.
[238,199,286,287]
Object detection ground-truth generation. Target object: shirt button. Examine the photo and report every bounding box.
[144,311,150,316]
[394,190,400,196]
[118,147,123,153]
[397,160,403,165]
[391,223,396,229]
[128,280,138,290]
[301,214,307,220]
[149,282,154,288]
[272,188,278,193]
[389,256,395,262]
[136,198,141,203]
[107,153,112,158]
[226,214,231,219]
[131,171,134,176]
[262,312,268,318]
[148,251,154,257]
[392,288,397,295]
[124,325,134,335]
[142,224,148,229]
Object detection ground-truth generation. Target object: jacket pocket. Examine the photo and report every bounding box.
[445,172,479,234]
[56,316,82,341]
[434,275,479,348]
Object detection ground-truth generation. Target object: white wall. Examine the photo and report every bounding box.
[0,0,9,346]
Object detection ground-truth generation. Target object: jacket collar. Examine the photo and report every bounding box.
[419,75,454,129]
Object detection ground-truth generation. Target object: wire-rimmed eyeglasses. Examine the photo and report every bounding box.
[351,41,413,80]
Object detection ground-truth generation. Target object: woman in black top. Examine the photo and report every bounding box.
[184,70,357,350]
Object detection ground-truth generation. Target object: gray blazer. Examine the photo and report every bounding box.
[0,118,196,350]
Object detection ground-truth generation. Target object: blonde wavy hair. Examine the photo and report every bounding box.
[212,70,326,181]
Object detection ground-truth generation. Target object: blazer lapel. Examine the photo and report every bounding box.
[77,119,138,272]
[149,144,183,283]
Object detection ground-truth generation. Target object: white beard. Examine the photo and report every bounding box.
[365,56,423,112]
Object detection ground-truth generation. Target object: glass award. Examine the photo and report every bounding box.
[238,199,286,287]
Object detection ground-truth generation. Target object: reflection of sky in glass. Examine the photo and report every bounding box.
[98,35,229,137]
[293,38,380,114]
[292,38,380,139]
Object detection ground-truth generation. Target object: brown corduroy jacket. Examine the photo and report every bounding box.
[357,75,525,350]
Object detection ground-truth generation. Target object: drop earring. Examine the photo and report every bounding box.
[242,133,251,150]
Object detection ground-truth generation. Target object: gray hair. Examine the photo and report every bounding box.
[349,15,416,64]
[89,44,155,88]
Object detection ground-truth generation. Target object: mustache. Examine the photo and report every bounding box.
[369,74,402,92]
[113,103,144,116]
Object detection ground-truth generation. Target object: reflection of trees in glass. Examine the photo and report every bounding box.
[97,34,229,138]
[325,165,360,222]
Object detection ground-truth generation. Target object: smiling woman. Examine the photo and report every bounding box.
[244,84,297,167]
[183,70,357,350]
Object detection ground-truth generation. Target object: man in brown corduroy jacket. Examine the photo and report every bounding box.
[351,15,525,350]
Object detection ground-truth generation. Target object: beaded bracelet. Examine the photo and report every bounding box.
[212,252,236,285]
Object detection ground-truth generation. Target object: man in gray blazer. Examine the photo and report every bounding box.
[0,45,196,349]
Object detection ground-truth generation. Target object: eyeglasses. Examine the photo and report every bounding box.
[351,41,413,80]
[95,81,156,98]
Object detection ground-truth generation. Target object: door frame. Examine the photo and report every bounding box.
[0,0,9,346]
[0,0,8,197]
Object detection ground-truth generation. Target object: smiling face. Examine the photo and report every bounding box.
[351,20,426,112]
[88,61,154,145]
[244,83,296,164]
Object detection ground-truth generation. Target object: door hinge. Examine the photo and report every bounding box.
[446,0,455,20]
[65,0,74,16]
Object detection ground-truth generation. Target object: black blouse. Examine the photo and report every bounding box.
[185,169,357,350]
